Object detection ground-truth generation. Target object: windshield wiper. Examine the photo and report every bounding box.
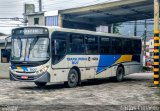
[17,37,22,58]
[27,37,38,59]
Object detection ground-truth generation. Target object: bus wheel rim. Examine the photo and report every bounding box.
[70,73,76,83]
[118,69,123,79]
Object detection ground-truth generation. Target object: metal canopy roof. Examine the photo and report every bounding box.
[59,0,153,25]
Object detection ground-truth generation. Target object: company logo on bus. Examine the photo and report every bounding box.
[67,57,87,64]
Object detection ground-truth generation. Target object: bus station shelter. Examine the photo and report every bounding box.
[28,0,153,31]
[56,0,153,31]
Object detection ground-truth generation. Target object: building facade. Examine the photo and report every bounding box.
[0,36,11,78]
[27,12,45,26]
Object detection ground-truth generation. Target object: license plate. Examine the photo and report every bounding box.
[21,76,28,79]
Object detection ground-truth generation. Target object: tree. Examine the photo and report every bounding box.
[113,23,122,34]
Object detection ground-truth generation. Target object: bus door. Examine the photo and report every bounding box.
[51,32,69,82]
[85,36,99,79]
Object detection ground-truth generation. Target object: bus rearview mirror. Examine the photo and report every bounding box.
[5,36,11,50]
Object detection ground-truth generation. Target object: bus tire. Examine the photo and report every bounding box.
[116,66,124,82]
[67,69,79,88]
[35,82,47,87]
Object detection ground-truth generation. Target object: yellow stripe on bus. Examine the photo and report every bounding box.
[17,67,22,69]
[17,67,23,71]
[115,55,132,64]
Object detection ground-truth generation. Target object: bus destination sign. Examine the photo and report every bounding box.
[12,28,48,35]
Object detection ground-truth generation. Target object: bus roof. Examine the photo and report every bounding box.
[13,26,141,40]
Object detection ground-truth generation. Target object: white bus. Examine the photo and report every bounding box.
[2,26,142,87]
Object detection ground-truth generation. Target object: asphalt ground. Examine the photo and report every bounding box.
[0,73,159,111]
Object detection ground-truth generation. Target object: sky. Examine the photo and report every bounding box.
[0,0,119,18]
[0,0,120,34]
[0,0,154,38]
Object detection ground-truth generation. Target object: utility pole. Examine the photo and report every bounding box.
[23,3,27,26]
[154,0,159,86]
[144,19,147,66]
[58,14,63,27]
[39,0,42,12]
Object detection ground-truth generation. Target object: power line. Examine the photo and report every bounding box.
[0,0,38,4]
[44,0,109,10]
[0,26,22,27]
[44,0,119,12]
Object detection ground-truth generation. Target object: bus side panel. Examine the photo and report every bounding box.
[95,67,112,78]
[95,55,119,78]
[95,55,138,77]
[129,54,142,74]
[50,68,70,83]
[128,62,141,74]
[111,55,135,76]
[85,55,99,79]
[126,54,141,75]
[124,64,130,75]
[111,63,130,77]
[67,55,87,80]
[50,55,87,83]
[50,55,69,83]
[111,66,118,77]
[111,62,141,77]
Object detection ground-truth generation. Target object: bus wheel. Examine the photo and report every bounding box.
[67,69,78,88]
[35,82,47,87]
[116,66,124,82]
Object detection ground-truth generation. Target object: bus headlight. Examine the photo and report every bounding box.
[42,66,49,72]
[36,65,49,74]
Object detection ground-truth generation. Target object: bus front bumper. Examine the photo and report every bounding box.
[10,72,50,82]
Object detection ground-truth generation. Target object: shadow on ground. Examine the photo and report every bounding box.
[19,76,153,91]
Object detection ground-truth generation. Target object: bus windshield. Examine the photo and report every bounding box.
[11,37,50,63]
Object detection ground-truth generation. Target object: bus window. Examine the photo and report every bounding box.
[133,40,141,54]
[85,35,98,54]
[52,32,67,65]
[122,39,132,54]
[100,37,111,54]
[69,34,85,54]
[111,38,122,55]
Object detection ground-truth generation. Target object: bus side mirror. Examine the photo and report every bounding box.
[1,49,11,63]
[5,36,11,50]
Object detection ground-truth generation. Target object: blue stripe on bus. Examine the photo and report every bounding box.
[96,55,121,74]
[22,67,28,72]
